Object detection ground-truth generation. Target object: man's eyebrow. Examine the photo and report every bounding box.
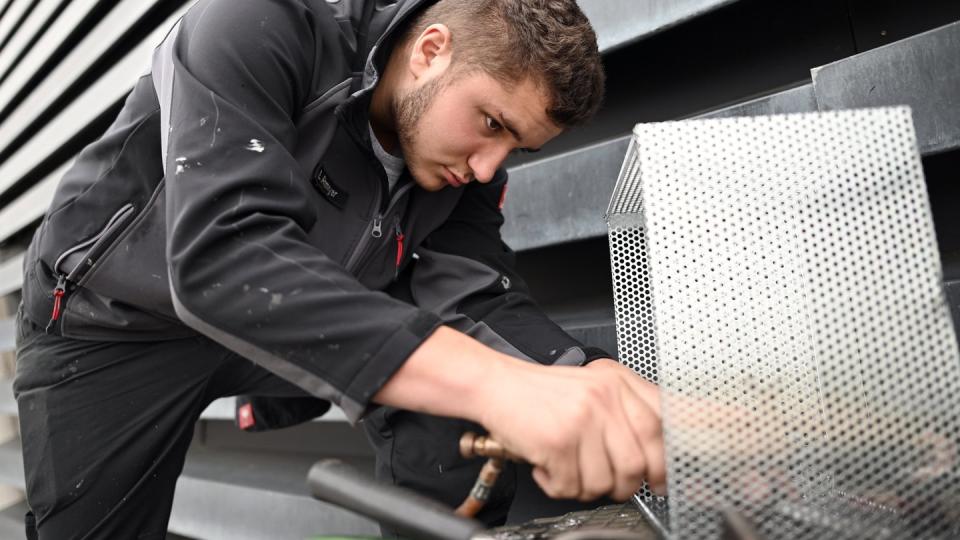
[499,112,541,153]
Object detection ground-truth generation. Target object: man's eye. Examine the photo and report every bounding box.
[485,116,502,131]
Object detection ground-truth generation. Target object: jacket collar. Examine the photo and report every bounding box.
[335,0,437,148]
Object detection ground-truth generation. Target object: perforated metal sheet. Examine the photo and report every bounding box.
[606,107,960,539]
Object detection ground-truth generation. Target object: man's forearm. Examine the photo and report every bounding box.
[373,324,666,501]
[373,325,527,422]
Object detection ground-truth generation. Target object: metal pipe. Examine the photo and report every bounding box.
[307,458,483,540]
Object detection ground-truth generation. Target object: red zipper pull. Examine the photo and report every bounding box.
[46,275,67,333]
[51,289,64,320]
[51,276,66,321]
[394,224,405,268]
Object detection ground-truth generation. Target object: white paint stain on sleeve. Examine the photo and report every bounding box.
[246,139,265,153]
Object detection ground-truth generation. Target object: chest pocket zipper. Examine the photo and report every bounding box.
[46,203,136,331]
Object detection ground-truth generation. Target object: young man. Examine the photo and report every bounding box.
[15,0,665,537]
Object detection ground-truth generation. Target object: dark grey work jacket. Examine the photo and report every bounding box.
[21,0,607,423]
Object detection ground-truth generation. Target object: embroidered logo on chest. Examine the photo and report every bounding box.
[311,167,349,209]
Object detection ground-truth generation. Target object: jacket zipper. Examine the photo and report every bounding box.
[345,182,414,273]
[46,203,135,332]
[335,99,417,274]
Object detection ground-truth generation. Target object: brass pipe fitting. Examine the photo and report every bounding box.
[455,432,522,518]
[459,431,521,462]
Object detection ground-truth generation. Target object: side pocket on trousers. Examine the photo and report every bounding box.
[14,302,43,354]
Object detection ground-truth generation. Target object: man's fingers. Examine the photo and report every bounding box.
[532,458,580,500]
[490,361,669,502]
[530,434,582,499]
[578,428,616,501]
[587,359,662,417]
[531,466,554,497]
[641,428,667,494]
[619,383,667,494]
[620,370,661,417]
[603,416,648,501]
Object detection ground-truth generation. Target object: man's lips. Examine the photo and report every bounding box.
[443,167,467,187]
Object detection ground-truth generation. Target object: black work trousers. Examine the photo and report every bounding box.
[13,308,314,539]
[363,409,518,535]
[14,307,516,539]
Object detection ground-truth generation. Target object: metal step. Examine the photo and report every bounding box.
[174,445,379,539]
[0,435,378,538]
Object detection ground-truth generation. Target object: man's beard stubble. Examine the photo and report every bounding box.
[392,74,448,161]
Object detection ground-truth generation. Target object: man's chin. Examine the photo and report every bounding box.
[410,174,447,192]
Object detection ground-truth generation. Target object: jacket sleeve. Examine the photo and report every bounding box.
[155,0,441,423]
[410,169,612,366]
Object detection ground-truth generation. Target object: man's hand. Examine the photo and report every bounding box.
[375,327,665,502]
[479,357,665,501]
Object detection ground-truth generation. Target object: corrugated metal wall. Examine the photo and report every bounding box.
[0,0,957,537]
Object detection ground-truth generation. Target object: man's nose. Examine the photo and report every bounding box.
[468,145,511,183]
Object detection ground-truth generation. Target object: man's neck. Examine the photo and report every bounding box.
[369,52,402,154]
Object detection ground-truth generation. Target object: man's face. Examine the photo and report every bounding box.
[393,70,563,191]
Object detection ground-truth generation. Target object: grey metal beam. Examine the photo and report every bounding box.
[0,378,14,416]
[0,501,30,540]
[579,0,740,53]
[697,83,818,119]
[813,20,960,155]
[0,440,23,489]
[503,137,629,251]
[0,319,13,354]
[0,252,23,297]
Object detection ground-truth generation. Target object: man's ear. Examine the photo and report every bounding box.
[408,23,453,80]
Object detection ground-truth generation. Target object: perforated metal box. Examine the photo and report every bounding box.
[607,107,960,539]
